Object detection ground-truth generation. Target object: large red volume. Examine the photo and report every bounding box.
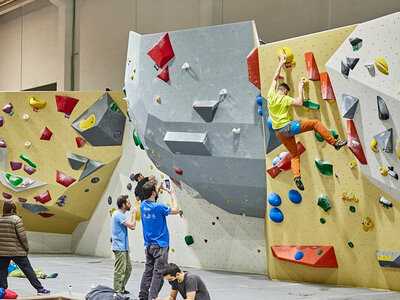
[347,119,367,164]
[55,95,79,116]
[267,141,306,178]
[305,52,320,81]
[34,190,51,204]
[56,170,76,187]
[271,245,338,268]
[320,72,336,100]
[157,66,170,82]
[247,47,261,89]
[147,33,175,69]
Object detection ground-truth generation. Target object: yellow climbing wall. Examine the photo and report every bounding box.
[0,92,126,234]
[260,25,400,291]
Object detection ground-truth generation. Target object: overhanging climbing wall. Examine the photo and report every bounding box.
[0,92,126,234]
[124,22,267,218]
[261,17,400,291]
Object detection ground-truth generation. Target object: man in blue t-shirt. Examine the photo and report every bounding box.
[110,195,138,294]
[138,180,179,300]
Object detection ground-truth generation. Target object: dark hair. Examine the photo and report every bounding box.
[278,83,290,92]
[142,180,157,199]
[162,263,181,277]
[134,173,142,182]
[117,195,129,208]
[2,200,16,216]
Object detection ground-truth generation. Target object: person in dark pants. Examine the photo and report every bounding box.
[157,263,211,300]
[134,174,155,201]
[0,200,50,295]
[138,180,179,300]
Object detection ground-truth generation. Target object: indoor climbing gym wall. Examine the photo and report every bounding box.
[260,12,400,291]
[0,91,126,234]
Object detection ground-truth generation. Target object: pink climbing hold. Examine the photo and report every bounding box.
[40,127,53,141]
[56,170,76,187]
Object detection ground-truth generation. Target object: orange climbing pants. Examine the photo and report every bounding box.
[275,119,336,178]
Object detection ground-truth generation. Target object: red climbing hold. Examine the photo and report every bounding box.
[271,245,338,268]
[347,120,367,164]
[55,95,79,118]
[157,66,170,82]
[38,212,54,218]
[75,136,87,148]
[170,177,182,190]
[247,47,261,89]
[171,164,183,176]
[147,33,175,69]
[34,190,51,204]
[320,72,336,101]
[56,170,76,187]
[267,141,306,178]
[40,127,53,141]
[305,52,320,81]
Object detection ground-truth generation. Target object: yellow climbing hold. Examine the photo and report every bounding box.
[130,74,134,80]
[28,96,46,109]
[133,68,136,73]
[171,248,175,252]
[147,130,153,136]
[79,114,96,130]
[380,167,388,176]
[109,208,116,216]
[127,57,131,63]
[342,190,359,202]
[156,96,161,103]
[160,174,164,179]
[396,140,400,160]
[370,139,379,153]
[135,200,141,221]
[152,150,156,155]
[226,199,231,204]
[362,216,374,232]
[349,160,357,169]
[166,203,171,207]
[158,154,162,159]
[150,165,154,170]
[375,57,389,75]
[277,47,295,65]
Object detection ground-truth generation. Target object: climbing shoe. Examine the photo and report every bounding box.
[294,177,304,191]
[334,140,347,150]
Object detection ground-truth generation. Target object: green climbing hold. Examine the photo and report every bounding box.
[5,173,23,187]
[348,242,354,248]
[303,100,320,110]
[132,130,142,147]
[122,86,126,96]
[349,206,356,213]
[320,218,326,224]
[315,159,333,175]
[317,249,323,255]
[19,154,36,168]
[318,194,331,212]
[184,235,194,246]
[109,102,120,112]
[315,129,338,142]
[179,210,183,216]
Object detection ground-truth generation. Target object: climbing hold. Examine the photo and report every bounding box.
[377,96,389,120]
[362,216,374,232]
[320,72,335,100]
[341,61,350,76]
[302,100,320,110]
[151,150,156,155]
[55,95,79,118]
[147,130,152,136]
[181,62,190,70]
[24,141,31,148]
[130,74,134,80]
[193,100,220,122]
[388,166,398,180]
[23,164,36,175]
[257,249,261,253]
[315,129,338,142]
[179,210,183,218]
[294,251,304,260]
[5,173,23,187]
[184,235,194,246]
[109,208,116,216]
[2,192,12,199]
[267,142,306,178]
[56,170,76,187]
[91,177,100,183]
[57,195,67,207]
[150,165,154,170]
[84,189,89,192]
[379,196,392,208]
[267,192,282,207]
[23,114,29,121]
[317,194,331,212]
[370,139,379,153]
[304,52,320,81]
[272,156,280,166]
[10,161,22,171]
[288,189,302,204]
[375,57,389,75]
[348,242,354,248]
[349,37,362,51]
[171,165,183,176]
[396,140,400,160]
[75,137,87,148]
[130,173,135,181]
[269,207,284,223]
[2,103,14,115]
[247,47,261,89]
[315,159,333,175]
[156,96,161,104]
[320,218,326,224]
[127,183,132,191]
[219,89,228,97]
[349,206,356,213]
[347,120,367,164]
[0,116,3,127]
[342,190,359,202]
[342,94,359,119]
[374,128,393,153]
[226,199,231,204]
[18,197,27,203]
[267,116,273,131]
[28,96,46,110]
[258,107,263,116]
[232,128,240,134]
[19,154,36,168]
[256,95,263,106]
[157,66,170,82]
[79,114,96,130]
[376,251,400,268]
[78,159,105,181]
[317,249,323,255]
[40,127,53,141]
[346,57,359,70]
[34,190,51,204]
[380,167,388,176]
[277,47,295,68]
[147,33,175,69]
[134,200,141,221]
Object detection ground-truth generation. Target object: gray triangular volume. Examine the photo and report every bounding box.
[342,94,359,119]
[341,61,350,76]
[374,128,393,153]
[349,37,362,47]
[22,203,48,214]
[377,96,389,120]
[193,100,219,122]
[67,152,89,170]
[78,159,105,181]
[347,57,359,70]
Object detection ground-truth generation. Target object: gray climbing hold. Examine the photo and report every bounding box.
[346,57,359,70]
[342,94,359,119]
[0,137,7,171]
[376,251,400,268]
[193,100,219,122]
[341,61,350,76]
[163,132,211,156]
[377,96,389,120]
[388,166,398,180]
[22,203,48,214]
[78,159,105,181]
[67,152,89,170]
[373,128,393,153]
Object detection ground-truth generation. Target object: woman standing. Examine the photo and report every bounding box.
[0,200,50,295]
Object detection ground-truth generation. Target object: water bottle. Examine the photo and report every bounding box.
[68,285,72,296]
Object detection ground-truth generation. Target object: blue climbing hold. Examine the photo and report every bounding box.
[288,189,302,204]
[269,207,284,223]
[267,116,273,130]
[295,251,304,260]
[258,107,263,116]
[256,96,263,106]
[279,151,288,159]
[268,192,281,207]
[272,156,280,166]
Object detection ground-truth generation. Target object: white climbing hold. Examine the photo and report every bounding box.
[182,63,190,70]
[364,63,374,70]
[219,89,228,96]
[23,114,29,120]
[379,196,392,207]
[232,128,241,134]
[24,141,31,148]
[123,97,128,101]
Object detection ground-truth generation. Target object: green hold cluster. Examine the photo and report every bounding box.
[5,173,23,187]
[318,194,331,212]
[132,130,144,150]
[315,159,333,176]
[303,100,320,110]
[315,129,338,142]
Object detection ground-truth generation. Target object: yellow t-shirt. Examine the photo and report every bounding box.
[266,87,293,130]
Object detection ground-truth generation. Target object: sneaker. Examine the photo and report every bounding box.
[121,290,130,294]
[294,177,304,191]
[334,140,347,150]
[48,273,58,279]
[37,288,50,295]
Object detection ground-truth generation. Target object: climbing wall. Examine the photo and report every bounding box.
[260,20,400,291]
[124,22,267,218]
[0,92,126,234]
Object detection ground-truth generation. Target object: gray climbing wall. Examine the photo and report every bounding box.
[326,12,400,202]
[124,22,267,218]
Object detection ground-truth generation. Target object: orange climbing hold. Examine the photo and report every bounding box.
[347,120,367,164]
[320,72,335,101]
[271,245,338,268]
[304,52,320,81]
[267,141,306,178]
[247,47,260,89]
